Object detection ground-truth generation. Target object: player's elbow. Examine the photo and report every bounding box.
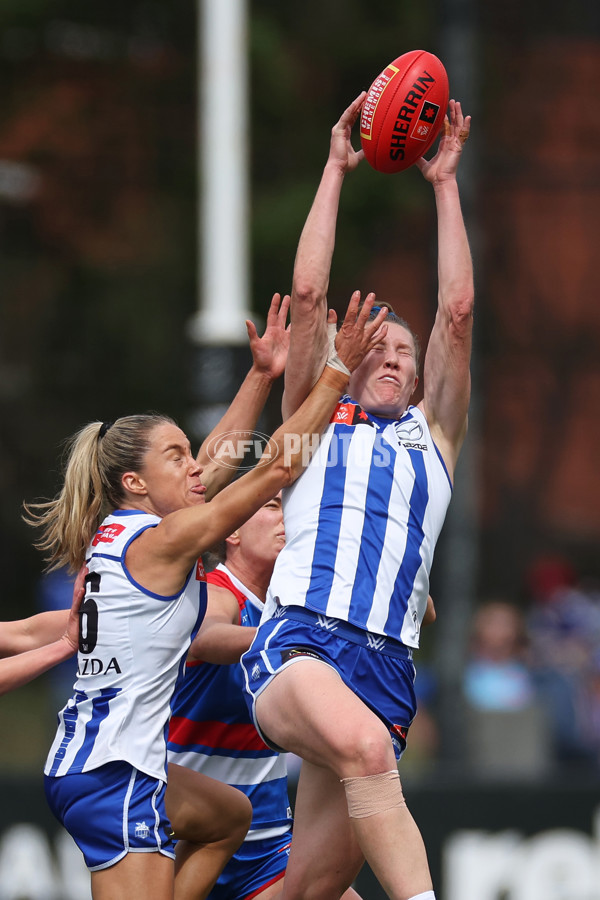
[292,277,326,310]
[267,433,318,488]
[447,294,474,337]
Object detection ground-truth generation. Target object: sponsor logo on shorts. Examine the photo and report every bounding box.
[392,724,409,741]
[135,821,150,840]
[251,663,261,680]
[281,648,323,663]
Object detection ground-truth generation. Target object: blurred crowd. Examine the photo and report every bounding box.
[405,554,600,778]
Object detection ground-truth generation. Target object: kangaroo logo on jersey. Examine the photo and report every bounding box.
[92,523,126,546]
[331,401,374,427]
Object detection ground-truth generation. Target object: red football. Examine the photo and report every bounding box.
[360,50,449,174]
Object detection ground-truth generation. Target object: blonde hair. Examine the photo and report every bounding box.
[23,413,175,573]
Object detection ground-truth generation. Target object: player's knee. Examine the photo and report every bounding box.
[170,788,251,846]
[340,726,396,777]
[209,789,252,849]
[228,791,253,844]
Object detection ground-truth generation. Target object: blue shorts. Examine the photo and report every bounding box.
[44,761,176,870]
[240,606,417,759]
[208,831,291,900]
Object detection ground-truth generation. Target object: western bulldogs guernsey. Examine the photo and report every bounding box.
[267,398,452,648]
[168,564,292,840]
[45,510,207,783]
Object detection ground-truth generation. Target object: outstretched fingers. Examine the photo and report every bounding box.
[416,98,471,182]
[329,94,367,171]
[334,92,367,132]
[265,291,290,328]
[334,291,388,372]
[447,99,471,145]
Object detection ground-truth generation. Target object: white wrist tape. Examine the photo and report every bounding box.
[326,321,351,377]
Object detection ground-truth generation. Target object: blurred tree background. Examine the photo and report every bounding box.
[0,0,599,774]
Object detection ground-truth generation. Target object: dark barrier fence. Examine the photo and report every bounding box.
[2,775,600,899]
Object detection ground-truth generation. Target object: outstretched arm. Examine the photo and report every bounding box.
[0,610,69,656]
[198,292,290,500]
[416,100,474,477]
[0,568,85,696]
[127,294,387,594]
[282,93,366,420]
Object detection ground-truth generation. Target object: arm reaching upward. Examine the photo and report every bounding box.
[126,294,387,595]
[416,100,474,477]
[283,93,366,419]
[198,292,290,500]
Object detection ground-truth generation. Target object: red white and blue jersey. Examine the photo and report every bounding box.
[45,510,207,782]
[266,399,452,648]
[167,564,292,841]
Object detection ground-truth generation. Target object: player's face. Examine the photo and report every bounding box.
[237,493,285,566]
[134,422,206,517]
[348,322,418,418]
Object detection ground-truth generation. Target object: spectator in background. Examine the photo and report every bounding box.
[463,601,536,712]
[462,599,551,777]
[526,554,600,768]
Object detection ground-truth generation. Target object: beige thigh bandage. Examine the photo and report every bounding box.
[341,769,406,818]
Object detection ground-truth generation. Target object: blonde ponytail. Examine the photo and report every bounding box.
[23,413,175,572]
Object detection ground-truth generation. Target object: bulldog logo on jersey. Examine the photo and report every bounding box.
[195,559,206,581]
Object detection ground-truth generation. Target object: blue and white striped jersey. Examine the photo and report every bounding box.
[44,510,207,782]
[266,399,452,648]
[168,564,292,841]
